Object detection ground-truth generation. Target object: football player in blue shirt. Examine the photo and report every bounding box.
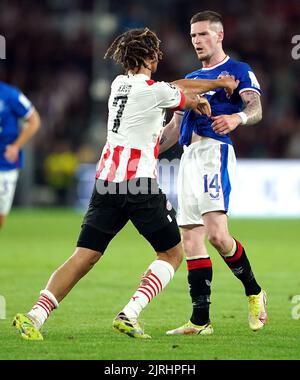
[0,82,40,228]
[160,11,267,335]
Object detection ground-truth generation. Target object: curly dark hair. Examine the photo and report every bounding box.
[104,27,163,72]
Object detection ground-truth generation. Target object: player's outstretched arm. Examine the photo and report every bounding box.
[159,113,182,155]
[159,92,212,154]
[172,76,238,96]
[4,109,41,163]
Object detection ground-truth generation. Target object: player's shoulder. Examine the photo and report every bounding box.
[185,69,202,79]
[138,78,179,94]
[112,74,159,87]
[226,57,253,73]
[149,80,177,89]
[0,81,20,92]
[227,58,261,93]
[0,81,20,98]
[148,81,180,98]
[111,75,126,85]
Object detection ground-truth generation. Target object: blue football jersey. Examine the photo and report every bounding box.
[179,56,261,146]
[0,81,33,170]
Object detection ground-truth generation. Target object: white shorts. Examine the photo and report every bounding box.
[177,138,236,226]
[0,169,19,215]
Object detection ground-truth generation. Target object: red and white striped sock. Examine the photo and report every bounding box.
[27,289,59,330]
[122,260,175,320]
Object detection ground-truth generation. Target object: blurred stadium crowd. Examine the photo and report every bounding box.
[0,0,299,204]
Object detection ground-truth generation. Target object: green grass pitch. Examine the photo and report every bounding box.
[0,209,299,360]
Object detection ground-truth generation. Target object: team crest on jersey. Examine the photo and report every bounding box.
[218,71,230,78]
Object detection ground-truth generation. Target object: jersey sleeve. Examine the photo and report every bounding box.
[9,87,34,119]
[153,81,185,110]
[236,63,261,96]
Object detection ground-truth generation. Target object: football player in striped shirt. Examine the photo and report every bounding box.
[13,27,238,340]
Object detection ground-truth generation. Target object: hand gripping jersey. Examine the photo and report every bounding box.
[0,81,33,171]
[96,73,185,183]
[179,56,261,147]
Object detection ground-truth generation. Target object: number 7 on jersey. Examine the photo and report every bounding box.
[112,95,128,133]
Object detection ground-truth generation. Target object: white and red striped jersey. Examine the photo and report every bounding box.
[96,72,185,182]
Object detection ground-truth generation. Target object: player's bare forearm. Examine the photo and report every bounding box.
[5,109,41,163]
[172,77,238,96]
[13,109,41,149]
[159,114,181,154]
[241,91,262,125]
[212,90,262,135]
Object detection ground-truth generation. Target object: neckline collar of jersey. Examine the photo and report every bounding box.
[127,72,151,79]
[201,55,230,70]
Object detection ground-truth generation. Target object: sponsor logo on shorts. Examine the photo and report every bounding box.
[209,192,220,200]
[166,200,173,211]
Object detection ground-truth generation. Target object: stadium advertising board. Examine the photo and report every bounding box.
[76,160,300,218]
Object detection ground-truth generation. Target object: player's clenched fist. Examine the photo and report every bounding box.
[4,144,20,163]
[218,75,240,97]
[196,95,211,117]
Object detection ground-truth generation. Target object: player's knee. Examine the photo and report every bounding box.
[71,247,102,271]
[146,220,182,269]
[207,232,228,252]
[182,232,205,257]
[182,238,195,257]
[158,243,183,271]
[170,243,184,266]
[181,230,192,254]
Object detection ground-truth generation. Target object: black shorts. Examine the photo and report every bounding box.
[77,178,181,253]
